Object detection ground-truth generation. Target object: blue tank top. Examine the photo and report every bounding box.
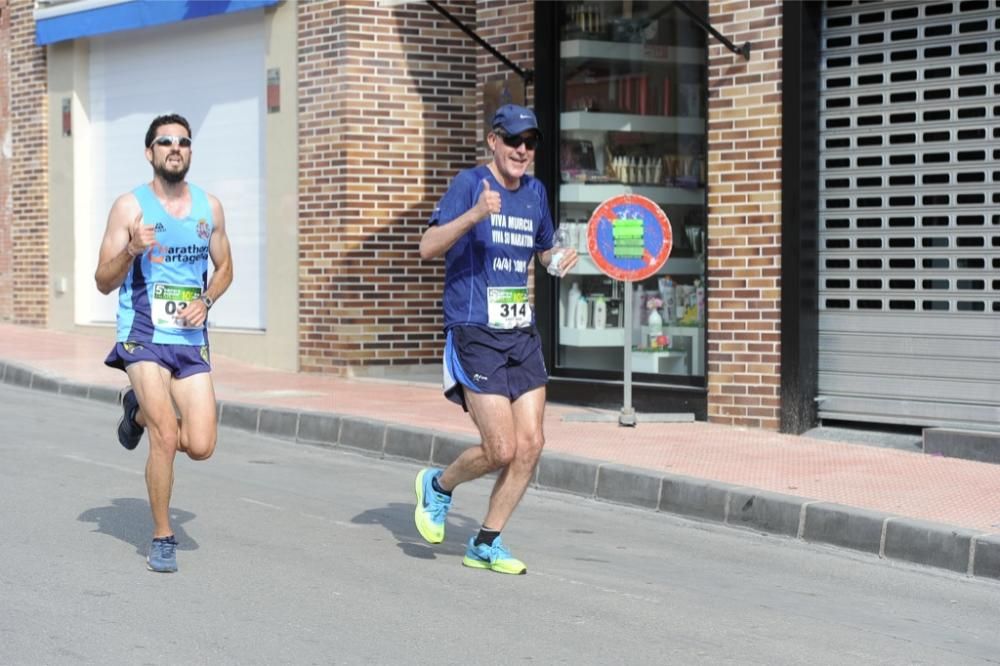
[430,165,554,331]
[116,183,214,345]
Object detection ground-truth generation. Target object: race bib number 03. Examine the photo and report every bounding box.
[487,287,532,329]
[152,283,202,330]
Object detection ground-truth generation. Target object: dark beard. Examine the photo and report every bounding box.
[155,161,188,184]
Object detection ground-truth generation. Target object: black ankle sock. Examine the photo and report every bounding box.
[474,528,500,547]
[431,475,451,496]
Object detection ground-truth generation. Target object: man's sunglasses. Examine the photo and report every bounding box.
[495,130,539,151]
[149,135,192,148]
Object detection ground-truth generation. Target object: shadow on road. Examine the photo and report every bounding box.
[78,498,200,555]
[351,501,477,561]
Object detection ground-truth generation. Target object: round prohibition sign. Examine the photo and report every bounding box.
[586,193,673,282]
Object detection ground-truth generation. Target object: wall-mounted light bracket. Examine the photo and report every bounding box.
[61,97,71,136]
[267,68,280,113]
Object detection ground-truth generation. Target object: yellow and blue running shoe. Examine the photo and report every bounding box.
[414,468,451,544]
[462,535,527,575]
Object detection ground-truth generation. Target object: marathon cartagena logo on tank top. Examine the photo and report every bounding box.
[146,217,210,330]
[146,240,210,265]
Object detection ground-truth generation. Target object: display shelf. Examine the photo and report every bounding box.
[664,325,704,375]
[561,111,704,134]
[560,183,704,206]
[560,40,705,66]
[566,253,703,276]
[631,349,688,374]
[559,326,624,347]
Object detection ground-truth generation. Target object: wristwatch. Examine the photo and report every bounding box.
[200,294,214,309]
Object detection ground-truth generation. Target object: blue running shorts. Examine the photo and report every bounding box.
[105,341,211,379]
[443,325,548,411]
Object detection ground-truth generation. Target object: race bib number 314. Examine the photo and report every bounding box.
[152,283,202,330]
[487,287,532,329]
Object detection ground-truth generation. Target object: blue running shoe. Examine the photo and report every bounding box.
[147,535,178,573]
[414,468,451,544]
[117,386,144,451]
[462,535,527,575]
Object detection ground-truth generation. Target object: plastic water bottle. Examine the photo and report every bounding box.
[547,227,570,276]
[647,307,663,348]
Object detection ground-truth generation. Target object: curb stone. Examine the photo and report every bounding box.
[726,488,809,538]
[802,502,886,555]
[2,359,998,583]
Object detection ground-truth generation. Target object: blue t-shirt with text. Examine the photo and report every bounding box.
[430,165,554,330]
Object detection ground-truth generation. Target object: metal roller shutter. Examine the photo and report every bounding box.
[817,0,1000,429]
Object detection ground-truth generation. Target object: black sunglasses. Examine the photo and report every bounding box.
[150,135,192,149]
[495,130,539,151]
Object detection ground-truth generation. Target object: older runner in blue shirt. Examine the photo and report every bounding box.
[414,104,578,574]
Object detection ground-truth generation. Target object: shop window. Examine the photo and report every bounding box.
[555,1,706,381]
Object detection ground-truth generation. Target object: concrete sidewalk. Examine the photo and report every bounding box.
[2,323,998,581]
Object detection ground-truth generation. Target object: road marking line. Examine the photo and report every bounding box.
[239,497,284,510]
[63,454,143,476]
[532,571,661,605]
[299,512,363,529]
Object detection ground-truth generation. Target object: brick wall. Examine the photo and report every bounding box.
[474,1,534,157]
[474,1,537,292]
[0,1,11,321]
[7,0,47,326]
[705,1,783,429]
[296,0,532,375]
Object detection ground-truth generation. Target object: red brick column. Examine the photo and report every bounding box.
[296,0,479,374]
[705,1,783,429]
[6,0,47,325]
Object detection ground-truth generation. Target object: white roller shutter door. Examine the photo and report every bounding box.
[81,10,266,330]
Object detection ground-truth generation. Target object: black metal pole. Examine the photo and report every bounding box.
[426,0,534,96]
[643,1,751,61]
[670,1,751,60]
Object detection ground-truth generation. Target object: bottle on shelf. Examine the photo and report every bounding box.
[566,282,582,327]
[575,294,590,328]
[593,295,607,329]
[695,279,705,322]
[659,277,675,324]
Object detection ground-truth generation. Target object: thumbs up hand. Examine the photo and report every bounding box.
[126,212,156,258]
[476,179,501,221]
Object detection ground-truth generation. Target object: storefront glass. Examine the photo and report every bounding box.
[555,1,708,381]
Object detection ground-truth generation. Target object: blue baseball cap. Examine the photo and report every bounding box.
[491,104,541,138]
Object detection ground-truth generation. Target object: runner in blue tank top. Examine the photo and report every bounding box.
[413,104,579,575]
[95,114,234,573]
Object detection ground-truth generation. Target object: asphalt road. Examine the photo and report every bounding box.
[1,384,997,665]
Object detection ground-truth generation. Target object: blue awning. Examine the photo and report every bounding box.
[35,0,280,46]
